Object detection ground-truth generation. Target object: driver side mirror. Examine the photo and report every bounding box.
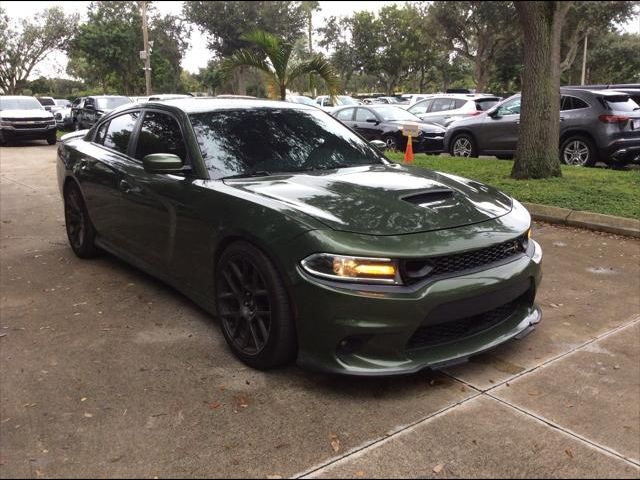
[143,153,184,174]
[488,108,501,119]
[366,118,380,125]
[370,139,387,152]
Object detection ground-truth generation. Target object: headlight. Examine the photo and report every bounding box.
[301,253,401,285]
[0,120,11,127]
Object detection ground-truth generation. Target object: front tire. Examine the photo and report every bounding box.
[560,135,597,167]
[215,241,296,370]
[450,133,478,157]
[47,133,57,145]
[383,134,400,152]
[64,183,98,258]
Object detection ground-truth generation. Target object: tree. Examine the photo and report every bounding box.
[221,30,339,100]
[0,6,78,94]
[560,1,637,73]
[430,1,518,92]
[512,1,573,180]
[183,1,307,94]
[67,1,188,95]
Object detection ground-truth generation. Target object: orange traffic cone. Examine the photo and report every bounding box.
[404,135,414,164]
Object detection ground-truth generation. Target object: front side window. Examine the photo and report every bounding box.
[355,108,377,122]
[430,98,455,112]
[497,97,521,116]
[335,108,354,121]
[135,111,187,161]
[103,112,139,154]
[85,98,95,109]
[189,107,386,179]
[409,99,433,115]
[94,122,109,144]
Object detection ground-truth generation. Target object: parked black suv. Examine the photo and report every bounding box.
[444,88,640,166]
[71,95,132,130]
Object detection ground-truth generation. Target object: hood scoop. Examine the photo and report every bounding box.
[401,189,455,207]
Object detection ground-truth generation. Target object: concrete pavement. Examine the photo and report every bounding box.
[1,143,639,478]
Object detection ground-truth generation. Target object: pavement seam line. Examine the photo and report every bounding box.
[445,314,640,395]
[294,390,483,479]
[485,393,640,468]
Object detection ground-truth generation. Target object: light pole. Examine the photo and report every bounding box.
[140,0,152,96]
[580,33,588,86]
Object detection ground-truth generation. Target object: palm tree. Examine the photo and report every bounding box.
[222,30,339,101]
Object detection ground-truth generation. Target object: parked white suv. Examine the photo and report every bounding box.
[315,95,360,111]
[407,94,502,127]
[0,95,57,145]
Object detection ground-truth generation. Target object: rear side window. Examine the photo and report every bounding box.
[475,98,500,111]
[103,112,139,154]
[135,111,187,161]
[602,95,639,112]
[454,99,467,109]
[561,96,589,111]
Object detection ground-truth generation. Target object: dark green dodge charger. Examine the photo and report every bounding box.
[57,98,542,376]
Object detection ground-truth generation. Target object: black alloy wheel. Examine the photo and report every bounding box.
[64,183,98,258]
[216,242,296,369]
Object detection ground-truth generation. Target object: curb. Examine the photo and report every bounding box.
[523,202,640,238]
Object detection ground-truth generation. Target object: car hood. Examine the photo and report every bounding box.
[0,109,53,119]
[225,164,513,235]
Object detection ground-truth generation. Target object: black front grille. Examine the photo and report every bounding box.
[403,235,527,284]
[407,293,527,350]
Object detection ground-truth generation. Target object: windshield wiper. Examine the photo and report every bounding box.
[221,170,271,180]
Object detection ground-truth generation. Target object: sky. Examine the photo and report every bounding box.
[2,0,639,80]
[1,0,405,79]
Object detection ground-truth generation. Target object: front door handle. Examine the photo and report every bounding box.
[515,119,520,125]
[560,117,565,122]
[119,180,131,193]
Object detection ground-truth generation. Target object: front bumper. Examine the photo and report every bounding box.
[414,135,445,153]
[291,238,543,376]
[1,124,57,140]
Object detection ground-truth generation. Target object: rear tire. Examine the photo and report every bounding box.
[560,135,597,167]
[47,133,57,145]
[64,182,99,258]
[450,133,478,157]
[215,241,297,370]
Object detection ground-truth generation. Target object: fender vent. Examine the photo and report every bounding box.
[402,189,454,205]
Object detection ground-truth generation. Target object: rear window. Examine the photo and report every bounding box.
[602,95,639,112]
[475,98,501,111]
[96,97,131,110]
[38,97,55,106]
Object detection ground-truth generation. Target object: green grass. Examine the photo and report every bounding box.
[386,153,640,220]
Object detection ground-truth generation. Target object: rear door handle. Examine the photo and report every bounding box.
[515,120,520,125]
[560,117,565,122]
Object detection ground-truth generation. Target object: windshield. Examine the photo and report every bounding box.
[603,95,639,112]
[38,97,55,106]
[0,97,44,111]
[190,107,387,179]
[336,96,358,106]
[55,99,71,107]
[294,96,316,106]
[96,97,131,110]
[373,106,421,122]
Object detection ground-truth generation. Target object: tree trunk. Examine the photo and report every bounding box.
[280,83,286,101]
[474,57,489,93]
[512,1,572,180]
[236,67,247,95]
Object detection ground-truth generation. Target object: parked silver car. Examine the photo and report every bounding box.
[444,88,640,165]
[407,94,502,127]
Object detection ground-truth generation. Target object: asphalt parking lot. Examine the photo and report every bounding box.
[1,142,639,478]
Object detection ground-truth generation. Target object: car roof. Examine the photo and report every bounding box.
[561,87,631,97]
[139,97,317,114]
[89,95,131,99]
[1,95,38,99]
